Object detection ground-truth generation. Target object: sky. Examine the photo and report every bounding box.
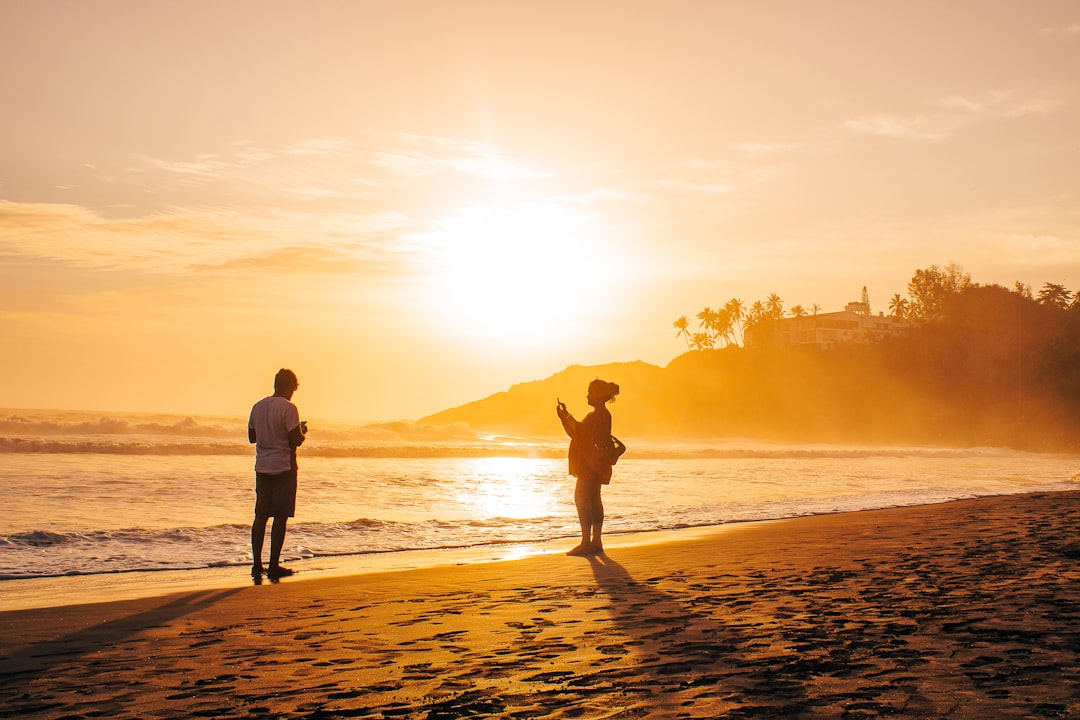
[1,1,1078,422]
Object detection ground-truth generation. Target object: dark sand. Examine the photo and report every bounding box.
[2,491,1079,718]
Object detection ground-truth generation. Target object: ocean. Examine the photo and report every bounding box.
[2,408,1078,583]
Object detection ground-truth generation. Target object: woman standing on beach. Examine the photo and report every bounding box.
[557,379,620,556]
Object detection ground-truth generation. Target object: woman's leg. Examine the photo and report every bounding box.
[569,480,594,555]
[589,486,604,553]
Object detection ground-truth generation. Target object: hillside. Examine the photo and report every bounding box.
[418,350,944,445]
[419,361,671,438]
[420,286,1080,451]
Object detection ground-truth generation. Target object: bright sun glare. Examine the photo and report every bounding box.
[428,202,604,345]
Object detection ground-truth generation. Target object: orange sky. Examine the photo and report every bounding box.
[1,1,1078,421]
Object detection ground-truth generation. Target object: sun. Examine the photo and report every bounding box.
[425,201,606,345]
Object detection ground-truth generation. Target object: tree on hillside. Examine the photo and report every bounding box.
[811,303,822,316]
[907,262,972,320]
[695,308,717,349]
[749,300,766,325]
[673,316,692,349]
[725,298,746,346]
[888,293,910,319]
[1037,283,1072,310]
[1014,281,1033,299]
[790,305,807,318]
[716,308,736,347]
[675,298,751,350]
[766,293,784,320]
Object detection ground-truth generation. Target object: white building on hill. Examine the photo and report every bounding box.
[745,290,910,350]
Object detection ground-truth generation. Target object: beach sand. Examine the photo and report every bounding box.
[2,491,1079,719]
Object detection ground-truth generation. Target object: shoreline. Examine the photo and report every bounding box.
[2,491,1079,718]
[2,488,1074,613]
[0,523,758,613]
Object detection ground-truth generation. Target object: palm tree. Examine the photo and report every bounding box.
[811,304,822,316]
[888,293,909,319]
[766,293,784,320]
[714,307,735,347]
[673,316,692,349]
[725,298,746,346]
[696,308,717,348]
[790,305,807,318]
[748,300,766,326]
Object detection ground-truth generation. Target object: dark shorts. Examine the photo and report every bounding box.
[254,469,297,519]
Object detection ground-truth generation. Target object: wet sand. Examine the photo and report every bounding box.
[2,491,1079,718]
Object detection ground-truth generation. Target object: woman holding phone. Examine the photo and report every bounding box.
[556,378,621,556]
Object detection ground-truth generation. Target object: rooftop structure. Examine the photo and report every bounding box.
[745,289,910,350]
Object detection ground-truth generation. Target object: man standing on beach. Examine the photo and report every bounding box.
[248,368,307,581]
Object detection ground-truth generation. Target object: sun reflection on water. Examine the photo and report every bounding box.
[455,457,561,520]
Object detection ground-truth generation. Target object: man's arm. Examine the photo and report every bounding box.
[288,424,306,448]
[248,427,257,444]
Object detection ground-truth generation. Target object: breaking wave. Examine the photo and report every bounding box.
[0,409,1063,460]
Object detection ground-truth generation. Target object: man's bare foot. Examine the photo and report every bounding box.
[591,543,604,555]
[567,543,592,556]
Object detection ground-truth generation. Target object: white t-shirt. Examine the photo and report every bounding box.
[248,395,300,474]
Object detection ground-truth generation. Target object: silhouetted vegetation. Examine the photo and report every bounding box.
[423,265,1080,451]
[673,262,982,351]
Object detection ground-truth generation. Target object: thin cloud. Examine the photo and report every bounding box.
[369,149,444,178]
[193,244,380,274]
[647,158,755,199]
[844,114,949,141]
[125,138,397,212]
[137,137,355,183]
[1039,23,1080,38]
[650,179,736,196]
[662,159,726,172]
[736,141,806,155]
[934,90,1065,118]
[845,88,1066,141]
[287,186,357,200]
[0,200,418,276]
[562,187,641,205]
[370,136,550,181]
[137,154,233,181]
[286,138,348,158]
[0,201,256,271]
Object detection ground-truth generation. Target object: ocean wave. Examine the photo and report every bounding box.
[0,410,483,442]
[0,434,1045,460]
[0,437,252,454]
[0,437,563,457]
[0,413,240,438]
[5,486,1078,580]
[2,409,1067,460]
[0,409,513,456]
[661,446,1026,460]
[4,529,73,547]
[0,516,576,579]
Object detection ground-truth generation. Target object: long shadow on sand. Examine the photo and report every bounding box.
[0,588,244,687]
[585,551,810,717]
